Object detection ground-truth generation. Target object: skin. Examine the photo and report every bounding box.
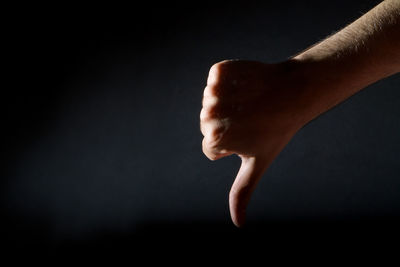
[200,0,400,227]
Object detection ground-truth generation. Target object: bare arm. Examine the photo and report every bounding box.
[292,0,400,123]
[200,0,400,227]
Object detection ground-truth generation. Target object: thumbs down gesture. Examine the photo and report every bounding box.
[200,60,307,227]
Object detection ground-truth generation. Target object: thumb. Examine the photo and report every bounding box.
[229,155,268,228]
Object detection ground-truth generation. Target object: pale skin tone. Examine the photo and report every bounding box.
[200,0,400,227]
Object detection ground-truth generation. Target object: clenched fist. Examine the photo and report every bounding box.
[200,60,308,227]
[200,0,400,228]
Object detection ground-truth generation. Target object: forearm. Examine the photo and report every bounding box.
[291,0,400,123]
[201,0,400,228]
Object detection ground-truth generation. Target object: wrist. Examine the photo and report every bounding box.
[281,56,354,126]
[274,58,326,128]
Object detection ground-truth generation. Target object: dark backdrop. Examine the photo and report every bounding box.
[3,0,400,255]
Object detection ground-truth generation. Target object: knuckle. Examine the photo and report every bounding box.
[208,61,228,86]
[207,153,219,161]
[202,138,218,161]
[200,122,213,139]
[201,103,224,120]
[202,119,228,141]
[209,63,222,76]
[205,84,223,99]
[203,86,213,97]
[202,94,219,109]
[203,135,218,149]
[200,121,206,136]
[200,108,213,122]
[200,120,214,137]
[207,70,219,86]
[211,123,226,139]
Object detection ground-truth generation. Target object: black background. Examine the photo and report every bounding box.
[3,0,400,256]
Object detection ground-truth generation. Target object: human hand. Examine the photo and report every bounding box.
[200,60,307,227]
[201,0,400,228]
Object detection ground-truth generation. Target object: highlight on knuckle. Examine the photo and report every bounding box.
[203,132,218,147]
[200,108,209,121]
[209,63,221,76]
[202,94,219,109]
[207,152,219,161]
[207,62,227,86]
[209,119,230,143]
[210,124,226,140]
[200,108,215,122]
[202,138,218,161]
